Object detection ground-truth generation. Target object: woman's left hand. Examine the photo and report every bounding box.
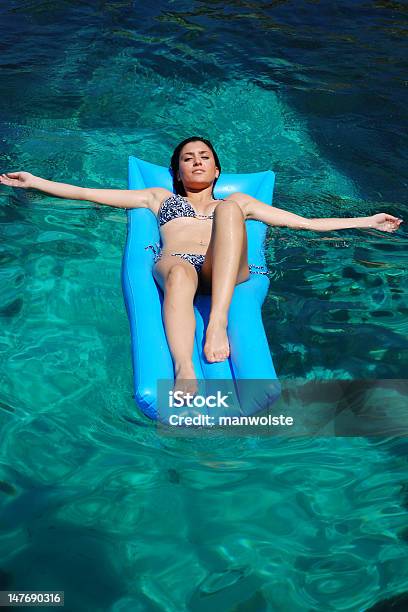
[368,213,403,232]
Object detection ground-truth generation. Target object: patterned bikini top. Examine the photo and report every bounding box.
[158,193,224,227]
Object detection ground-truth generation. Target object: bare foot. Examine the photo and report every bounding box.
[204,320,230,362]
[173,364,198,400]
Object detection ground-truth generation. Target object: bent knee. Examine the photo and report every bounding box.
[215,199,245,219]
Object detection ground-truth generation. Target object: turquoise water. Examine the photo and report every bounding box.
[1,1,407,610]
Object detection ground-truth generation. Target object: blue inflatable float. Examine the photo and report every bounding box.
[122,156,281,421]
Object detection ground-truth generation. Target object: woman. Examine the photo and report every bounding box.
[0,136,403,398]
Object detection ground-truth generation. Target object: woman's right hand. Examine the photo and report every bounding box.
[0,171,35,189]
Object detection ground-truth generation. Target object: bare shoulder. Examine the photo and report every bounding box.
[147,187,173,215]
[223,192,253,219]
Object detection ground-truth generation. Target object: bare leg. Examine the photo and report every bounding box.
[202,202,249,362]
[161,264,199,396]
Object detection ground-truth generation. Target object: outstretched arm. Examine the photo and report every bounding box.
[0,171,88,201]
[0,171,168,209]
[240,193,403,233]
[304,212,403,233]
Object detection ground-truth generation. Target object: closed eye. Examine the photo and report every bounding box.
[184,156,209,160]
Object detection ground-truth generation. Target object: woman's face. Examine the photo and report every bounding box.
[177,141,219,190]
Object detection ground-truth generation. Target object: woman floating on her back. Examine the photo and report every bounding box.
[0,136,403,397]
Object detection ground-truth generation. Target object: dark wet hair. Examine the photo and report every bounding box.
[169,136,221,196]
